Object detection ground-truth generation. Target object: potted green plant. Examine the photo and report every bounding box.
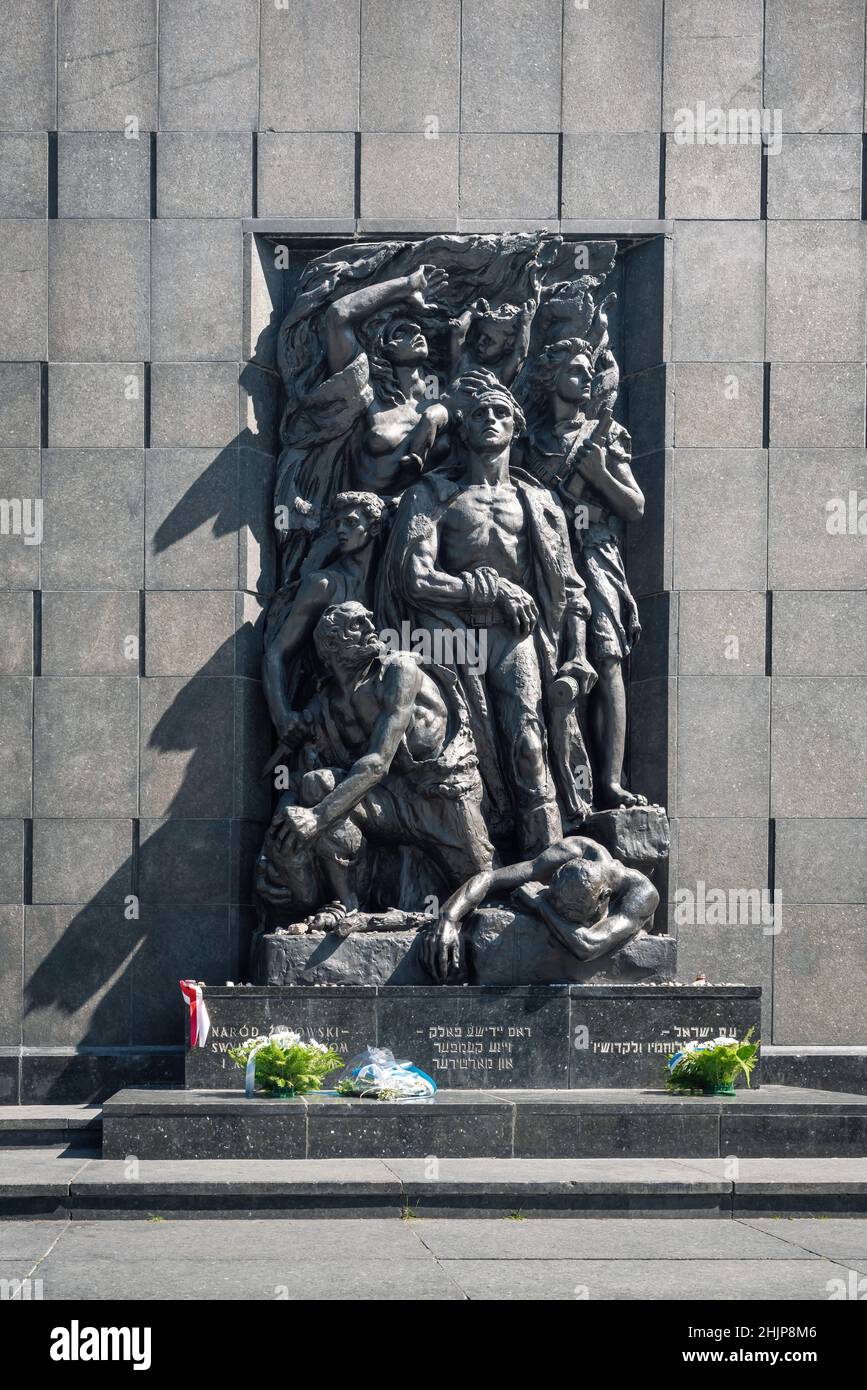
[666,1030,759,1095]
[228,1031,343,1098]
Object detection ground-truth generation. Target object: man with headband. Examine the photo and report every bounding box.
[379,369,597,857]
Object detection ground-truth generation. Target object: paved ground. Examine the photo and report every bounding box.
[2,1217,867,1300]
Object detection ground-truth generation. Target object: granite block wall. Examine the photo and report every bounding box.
[0,0,864,1098]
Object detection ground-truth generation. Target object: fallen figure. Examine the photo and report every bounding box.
[422,835,659,984]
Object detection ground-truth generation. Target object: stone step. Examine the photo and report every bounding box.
[100,1085,867,1162]
[2,1148,867,1220]
[0,1105,101,1148]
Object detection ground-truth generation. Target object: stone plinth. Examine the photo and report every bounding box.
[256,915,677,988]
[100,1085,867,1166]
[185,983,761,1091]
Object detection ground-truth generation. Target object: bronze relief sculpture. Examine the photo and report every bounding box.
[255,232,670,986]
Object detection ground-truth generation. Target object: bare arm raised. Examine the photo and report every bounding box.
[325,266,448,374]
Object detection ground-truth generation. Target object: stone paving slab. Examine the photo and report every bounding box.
[740,1218,867,1260]
[437,1257,850,1301]
[3,1217,867,1300]
[27,1256,465,1302]
[0,1218,67,1260]
[410,1216,817,1261]
[32,1217,431,1262]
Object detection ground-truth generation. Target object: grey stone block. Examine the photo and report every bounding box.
[361,0,459,132]
[230,817,265,904]
[145,447,238,590]
[33,677,138,818]
[562,0,663,134]
[772,592,867,676]
[0,0,55,131]
[626,450,673,599]
[672,448,768,590]
[459,135,558,220]
[150,362,239,448]
[41,449,144,589]
[31,820,132,904]
[769,363,865,447]
[0,220,46,360]
[261,930,431,987]
[765,0,864,133]
[23,904,132,1046]
[0,905,22,1043]
[0,678,31,816]
[243,237,284,370]
[678,591,766,675]
[672,221,765,361]
[238,447,276,596]
[467,913,675,986]
[768,449,866,590]
[156,134,251,219]
[674,362,764,447]
[628,590,676,684]
[676,676,770,817]
[675,925,772,1032]
[771,677,867,819]
[257,133,355,219]
[623,236,670,377]
[775,819,866,905]
[139,677,234,818]
[48,221,149,362]
[144,591,236,676]
[259,0,359,132]
[150,221,241,362]
[627,364,672,460]
[767,135,861,220]
[57,0,157,132]
[562,134,660,221]
[774,906,867,1046]
[0,821,23,903]
[674,816,769,895]
[461,0,561,133]
[158,0,258,131]
[233,678,272,820]
[628,677,675,810]
[129,906,230,1045]
[766,223,866,362]
[0,134,46,215]
[665,141,761,220]
[139,820,231,904]
[0,362,40,447]
[0,447,41,589]
[663,0,763,130]
[40,591,140,675]
[57,133,150,220]
[239,364,280,456]
[234,591,266,679]
[48,363,144,447]
[360,134,458,221]
[0,592,32,674]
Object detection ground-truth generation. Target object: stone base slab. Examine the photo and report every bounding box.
[185,983,760,1090]
[101,1085,867,1167]
[256,920,677,988]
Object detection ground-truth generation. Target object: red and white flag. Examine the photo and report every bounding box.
[179,980,211,1048]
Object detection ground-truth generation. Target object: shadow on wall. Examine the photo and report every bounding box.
[23,307,285,1099]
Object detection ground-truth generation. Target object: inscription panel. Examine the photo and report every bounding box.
[184,986,761,1090]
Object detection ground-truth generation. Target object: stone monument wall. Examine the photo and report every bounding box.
[0,0,863,1099]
